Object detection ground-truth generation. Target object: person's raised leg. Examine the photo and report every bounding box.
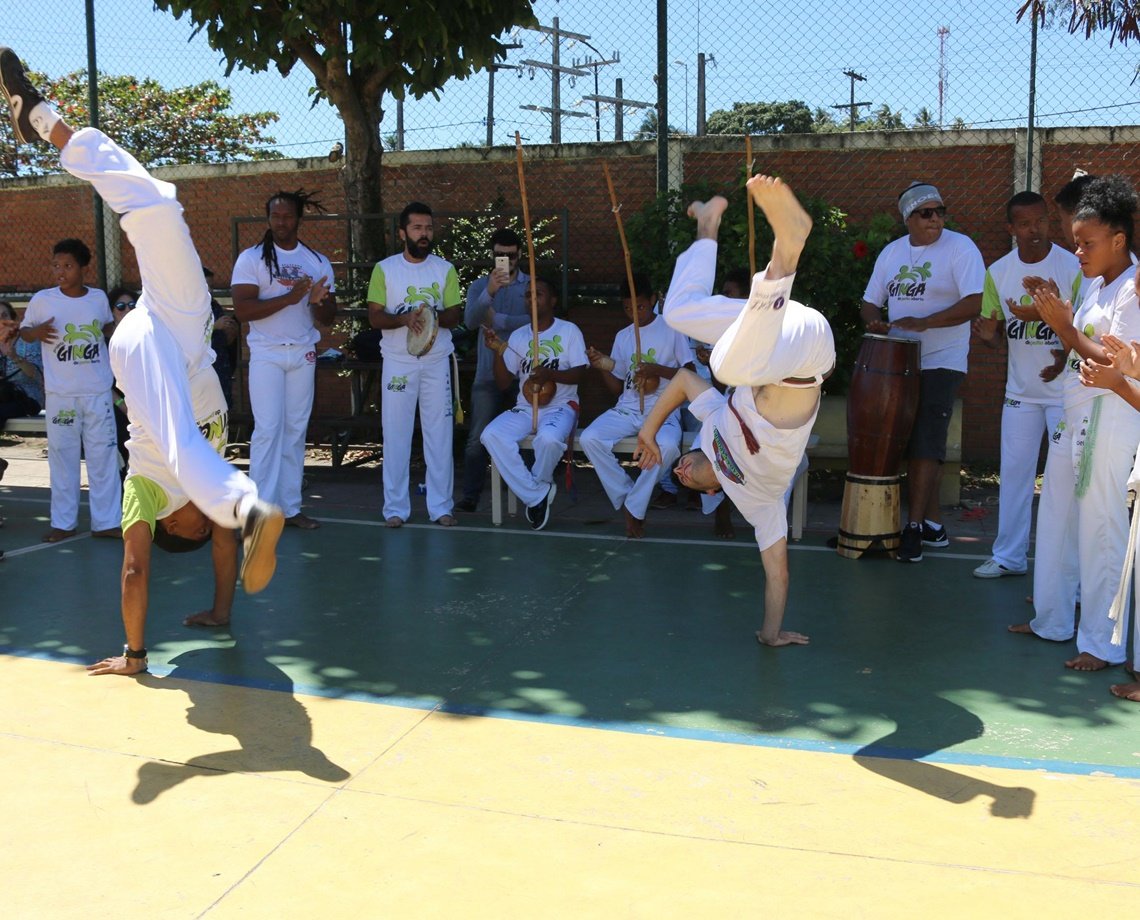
[662,197,737,343]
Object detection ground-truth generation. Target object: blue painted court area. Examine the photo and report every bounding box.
[3,488,1137,778]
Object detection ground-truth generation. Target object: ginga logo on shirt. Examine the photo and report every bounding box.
[396,283,443,313]
[520,335,565,374]
[198,409,228,450]
[887,262,933,299]
[1005,294,1056,344]
[55,320,105,364]
[624,348,657,389]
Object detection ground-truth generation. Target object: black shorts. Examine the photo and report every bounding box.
[908,368,964,462]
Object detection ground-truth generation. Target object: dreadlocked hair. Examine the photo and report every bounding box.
[261,188,327,275]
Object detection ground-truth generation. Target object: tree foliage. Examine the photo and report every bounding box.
[0,69,280,177]
[155,0,538,266]
[1019,0,1140,46]
[706,100,816,136]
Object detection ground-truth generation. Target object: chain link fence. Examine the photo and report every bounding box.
[4,0,1139,459]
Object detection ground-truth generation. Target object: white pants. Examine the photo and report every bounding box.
[249,344,315,517]
[581,407,682,519]
[61,128,214,377]
[662,239,833,387]
[381,356,454,521]
[44,391,121,531]
[991,399,1062,571]
[1031,396,1140,661]
[69,128,257,528]
[481,404,576,508]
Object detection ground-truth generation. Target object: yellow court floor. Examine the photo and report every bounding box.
[4,653,1139,919]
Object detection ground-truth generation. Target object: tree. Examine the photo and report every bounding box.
[861,104,906,132]
[155,0,537,268]
[912,107,937,129]
[705,100,815,136]
[0,69,280,177]
[633,109,682,140]
[1019,0,1140,46]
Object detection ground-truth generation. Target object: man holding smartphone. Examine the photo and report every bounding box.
[459,229,532,512]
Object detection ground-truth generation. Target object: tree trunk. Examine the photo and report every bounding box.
[339,102,386,295]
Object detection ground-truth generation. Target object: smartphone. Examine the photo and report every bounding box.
[495,255,510,274]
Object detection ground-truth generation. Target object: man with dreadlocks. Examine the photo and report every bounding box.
[232,190,337,530]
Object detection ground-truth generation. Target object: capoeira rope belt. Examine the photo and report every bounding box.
[1109,489,1139,647]
[726,388,760,455]
[1073,396,1103,500]
[564,400,580,499]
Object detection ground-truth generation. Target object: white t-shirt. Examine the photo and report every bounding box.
[1063,265,1140,410]
[863,228,986,372]
[503,317,588,410]
[232,241,335,348]
[690,384,818,551]
[981,244,1080,404]
[367,252,462,362]
[609,315,695,415]
[21,286,114,396]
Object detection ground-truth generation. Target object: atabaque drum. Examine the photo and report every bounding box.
[836,334,921,559]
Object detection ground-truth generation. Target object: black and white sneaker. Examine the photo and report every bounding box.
[897,521,923,563]
[0,48,48,145]
[526,482,557,531]
[922,522,949,547]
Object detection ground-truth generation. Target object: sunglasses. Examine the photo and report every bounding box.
[113,299,137,311]
[913,206,947,219]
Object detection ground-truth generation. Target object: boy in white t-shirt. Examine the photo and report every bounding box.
[973,191,1080,578]
[636,176,835,648]
[20,237,122,542]
[481,277,589,531]
[581,274,694,537]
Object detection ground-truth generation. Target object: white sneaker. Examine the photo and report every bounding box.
[973,559,1026,579]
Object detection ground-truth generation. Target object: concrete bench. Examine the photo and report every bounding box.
[3,411,46,436]
[490,430,817,541]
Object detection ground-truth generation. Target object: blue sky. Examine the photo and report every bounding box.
[9,1,1139,157]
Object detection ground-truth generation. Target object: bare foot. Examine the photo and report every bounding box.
[285,513,320,530]
[42,528,77,543]
[184,610,231,628]
[385,517,404,528]
[1007,623,1035,635]
[623,506,644,538]
[747,174,812,280]
[688,196,729,240]
[714,501,735,539]
[1110,681,1140,702]
[1065,651,1109,671]
[91,528,122,539]
[436,514,457,527]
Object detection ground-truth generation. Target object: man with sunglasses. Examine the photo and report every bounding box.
[459,229,532,512]
[862,182,985,563]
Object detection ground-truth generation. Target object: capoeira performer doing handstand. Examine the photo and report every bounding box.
[1,47,284,676]
[635,176,835,647]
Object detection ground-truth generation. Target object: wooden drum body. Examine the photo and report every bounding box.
[837,335,921,558]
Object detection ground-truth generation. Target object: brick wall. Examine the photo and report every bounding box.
[6,129,1139,463]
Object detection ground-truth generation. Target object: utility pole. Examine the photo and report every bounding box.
[696,53,715,136]
[938,26,950,127]
[520,18,596,144]
[831,69,869,131]
[571,47,620,142]
[582,79,655,141]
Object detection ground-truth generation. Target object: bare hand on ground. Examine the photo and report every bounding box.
[756,630,810,647]
[86,653,147,677]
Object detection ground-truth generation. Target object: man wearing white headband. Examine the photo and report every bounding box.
[861,182,985,563]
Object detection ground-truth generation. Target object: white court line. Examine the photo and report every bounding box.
[321,516,995,561]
